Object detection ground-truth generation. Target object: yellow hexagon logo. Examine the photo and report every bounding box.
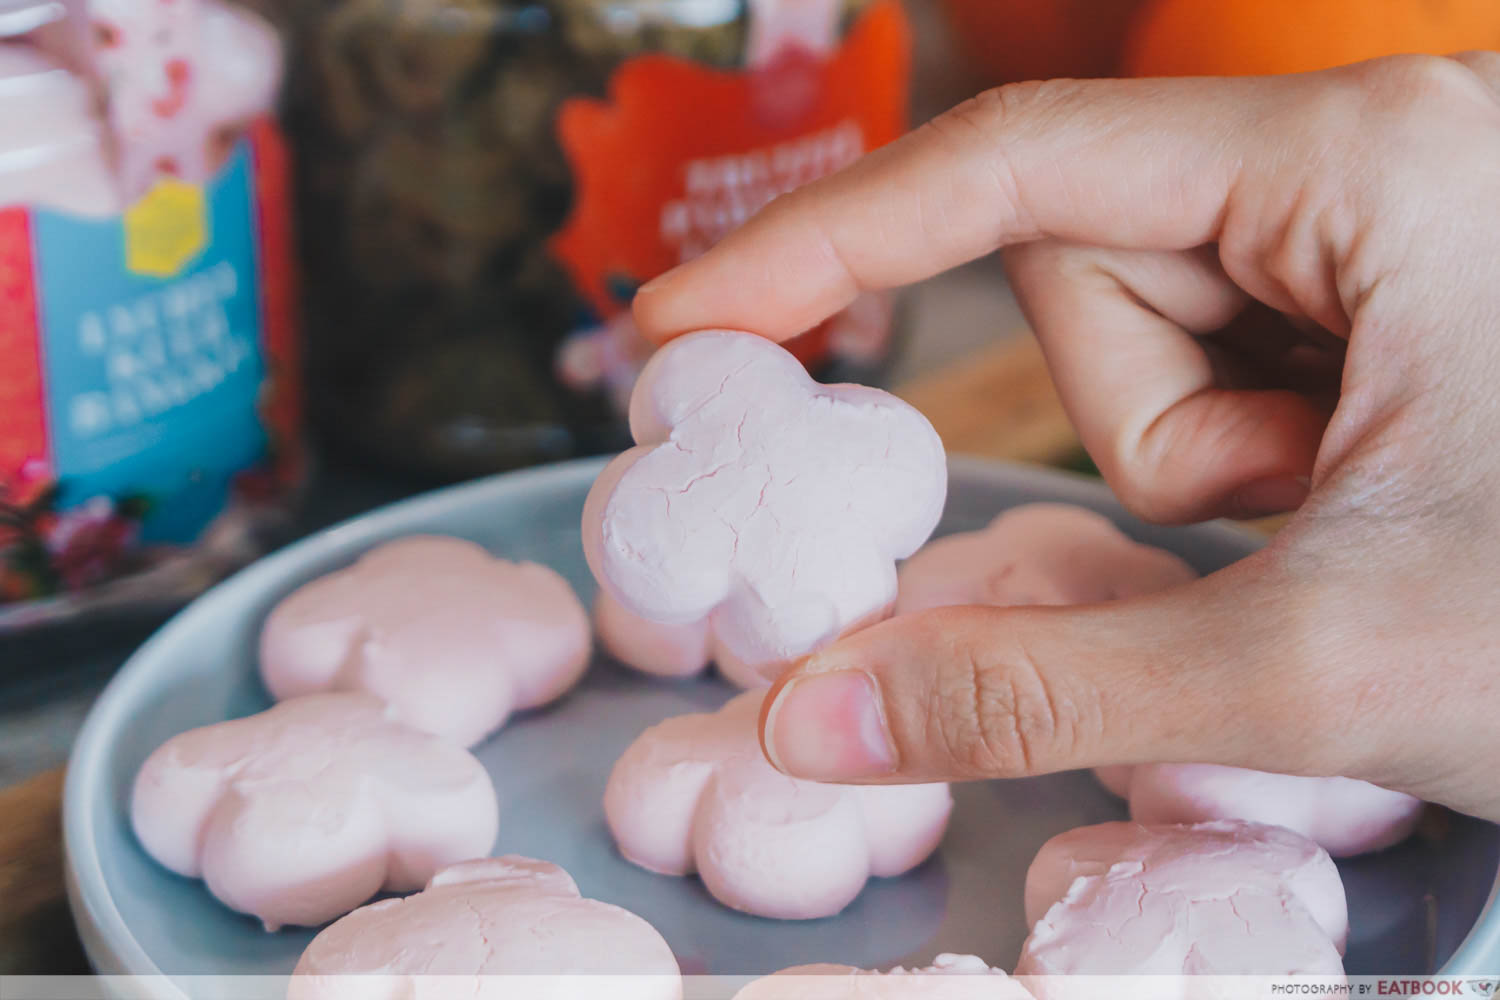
[124,180,209,278]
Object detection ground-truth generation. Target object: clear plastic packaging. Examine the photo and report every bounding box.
[0,0,302,632]
[280,0,913,480]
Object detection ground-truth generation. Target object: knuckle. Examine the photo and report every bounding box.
[1114,392,1286,524]
[1360,53,1492,116]
[761,184,814,223]
[1101,447,1190,524]
[920,79,1091,232]
[923,610,1084,778]
[1287,56,1500,190]
[1340,56,1500,175]
[927,79,1086,146]
[1448,50,1500,95]
[1001,240,1099,297]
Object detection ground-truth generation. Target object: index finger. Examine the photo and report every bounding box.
[632,73,1292,343]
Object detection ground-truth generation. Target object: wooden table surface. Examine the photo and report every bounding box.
[0,333,1284,975]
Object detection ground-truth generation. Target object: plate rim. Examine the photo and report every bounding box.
[61,455,1500,985]
[63,458,608,985]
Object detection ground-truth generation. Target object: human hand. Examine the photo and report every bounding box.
[631,54,1500,821]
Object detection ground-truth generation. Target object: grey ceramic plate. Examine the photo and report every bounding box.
[63,457,1500,996]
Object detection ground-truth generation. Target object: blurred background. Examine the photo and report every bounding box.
[3,0,1500,969]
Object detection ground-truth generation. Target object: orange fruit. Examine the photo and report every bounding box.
[937,0,1146,84]
[1122,0,1500,77]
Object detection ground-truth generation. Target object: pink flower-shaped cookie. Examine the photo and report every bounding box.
[897,504,1196,615]
[594,589,776,688]
[289,856,681,1000]
[260,536,591,747]
[604,690,953,919]
[734,954,1032,1000]
[1018,821,1348,990]
[131,693,499,930]
[1097,763,1424,858]
[583,330,947,679]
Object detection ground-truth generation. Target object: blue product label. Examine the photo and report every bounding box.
[30,145,267,544]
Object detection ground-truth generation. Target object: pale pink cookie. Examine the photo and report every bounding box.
[583,330,946,682]
[289,856,681,1000]
[131,693,499,931]
[1017,820,1347,988]
[604,690,952,919]
[260,536,590,748]
[897,503,1196,616]
[1099,763,1424,858]
[594,590,777,688]
[734,954,1032,1000]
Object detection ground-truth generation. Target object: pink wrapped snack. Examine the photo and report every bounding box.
[583,330,946,682]
[1098,763,1424,858]
[131,693,499,931]
[733,954,1032,1000]
[289,856,681,1000]
[1018,820,1347,986]
[260,536,591,748]
[594,589,777,688]
[897,504,1196,615]
[604,690,952,919]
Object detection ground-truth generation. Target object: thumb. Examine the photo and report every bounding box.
[758,552,1337,784]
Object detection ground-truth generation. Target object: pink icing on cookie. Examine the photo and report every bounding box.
[1018,820,1347,985]
[583,330,946,678]
[1096,763,1424,858]
[594,589,779,688]
[289,856,681,1000]
[604,690,952,919]
[733,954,1033,999]
[896,503,1196,615]
[131,693,499,931]
[260,536,590,747]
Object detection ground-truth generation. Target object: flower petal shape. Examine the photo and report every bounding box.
[260,536,591,747]
[604,690,952,919]
[897,503,1196,615]
[289,856,681,1000]
[1018,820,1348,988]
[584,330,946,678]
[131,692,499,930]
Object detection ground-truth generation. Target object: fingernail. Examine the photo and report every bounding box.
[762,669,897,780]
[1232,475,1310,519]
